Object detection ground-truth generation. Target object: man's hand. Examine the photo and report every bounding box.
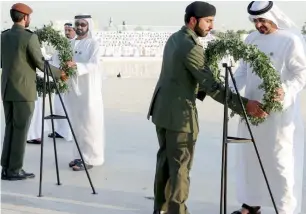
[273,87,285,102]
[60,71,68,81]
[66,61,77,69]
[246,100,268,118]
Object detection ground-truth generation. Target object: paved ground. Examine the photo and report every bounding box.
[2,78,306,213]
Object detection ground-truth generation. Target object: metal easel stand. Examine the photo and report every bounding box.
[38,59,97,197]
[219,60,278,214]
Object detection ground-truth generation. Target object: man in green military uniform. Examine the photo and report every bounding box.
[147,2,268,214]
[1,3,66,181]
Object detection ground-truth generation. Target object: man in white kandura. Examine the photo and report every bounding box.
[48,22,76,141]
[64,22,76,40]
[27,47,52,144]
[231,1,306,214]
[65,14,105,171]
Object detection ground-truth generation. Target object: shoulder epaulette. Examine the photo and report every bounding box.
[190,34,203,47]
[1,29,10,33]
[25,29,33,33]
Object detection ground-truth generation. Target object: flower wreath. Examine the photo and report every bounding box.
[34,24,76,96]
[204,36,283,125]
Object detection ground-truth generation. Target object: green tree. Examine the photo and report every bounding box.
[302,22,306,35]
[236,29,248,35]
[134,26,144,31]
[216,30,240,40]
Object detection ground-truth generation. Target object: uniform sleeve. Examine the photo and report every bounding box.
[196,83,206,101]
[183,45,249,114]
[282,36,306,109]
[0,34,3,69]
[0,43,2,69]
[27,34,61,79]
[75,40,100,76]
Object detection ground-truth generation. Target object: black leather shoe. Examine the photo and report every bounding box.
[27,139,41,144]
[3,169,35,181]
[1,168,7,180]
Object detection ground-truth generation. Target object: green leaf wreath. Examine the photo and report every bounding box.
[204,35,283,126]
[34,24,76,96]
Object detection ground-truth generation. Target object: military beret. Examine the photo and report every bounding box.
[11,3,33,15]
[185,1,216,18]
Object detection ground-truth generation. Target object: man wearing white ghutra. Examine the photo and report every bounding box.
[230,1,306,214]
[65,14,105,171]
[48,22,75,141]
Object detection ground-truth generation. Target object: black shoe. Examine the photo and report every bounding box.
[1,168,7,180]
[2,169,35,181]
[27,139,41,144]
[48,132,63,139]
[231,204,261,214]
[69,159,81,167]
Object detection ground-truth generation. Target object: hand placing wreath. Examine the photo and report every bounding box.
[246,100,268,118]
[60,71,69,82]
[273,88,285,102]
[66,61,77,69]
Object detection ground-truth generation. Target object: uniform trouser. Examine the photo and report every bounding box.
[153,126,197,214]
[1,101,35,174]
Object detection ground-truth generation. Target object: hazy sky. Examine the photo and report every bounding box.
[1,1,306,31]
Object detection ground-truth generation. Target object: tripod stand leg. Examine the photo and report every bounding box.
[46,62,97,195]
[46,66,61,186]
[228,68,279,214]
[38,62,47,197]
[220,67,229,214]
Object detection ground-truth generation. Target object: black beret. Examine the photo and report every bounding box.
[185,1,216,18]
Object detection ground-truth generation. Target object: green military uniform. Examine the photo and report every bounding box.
[147,26,249,214]
[1,24,62,176]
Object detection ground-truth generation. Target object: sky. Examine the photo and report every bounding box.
[1,1,306,31]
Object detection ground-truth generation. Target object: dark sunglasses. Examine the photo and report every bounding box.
[75,22,87,27]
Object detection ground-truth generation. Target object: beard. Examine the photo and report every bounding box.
[25,20,30,28]
[66,34,73,39]
[76,28,89,37]
[194,24,208,37]
[257,26,269,34]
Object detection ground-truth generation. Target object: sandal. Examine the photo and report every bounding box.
[231,204,261,214]
[69,159,81,167]
[48,132,63,139]
[72,160,93,171]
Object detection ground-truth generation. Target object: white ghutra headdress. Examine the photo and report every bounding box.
[247,1,306,52]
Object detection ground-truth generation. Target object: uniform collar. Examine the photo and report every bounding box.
[12,24,25,30]
[181,26,203,47]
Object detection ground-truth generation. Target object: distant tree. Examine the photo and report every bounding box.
[302,22,306,35]
[210,30,218,35]
[215,30,240,40]
[134,26,144,31]
[236,29,248,35]
[122,21,127,31]
[248,29,256,34]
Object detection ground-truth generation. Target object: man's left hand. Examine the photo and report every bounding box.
[273,87,285,102]
[66,61,77,69]
[60,71,68,81]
